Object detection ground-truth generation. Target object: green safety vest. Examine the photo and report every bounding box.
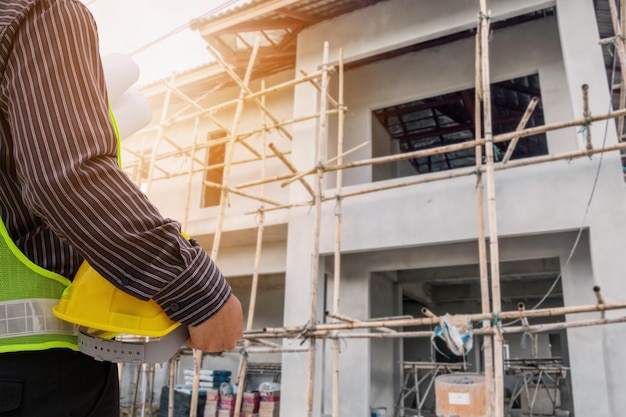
[0,219,78,352]
[0,107,122,353]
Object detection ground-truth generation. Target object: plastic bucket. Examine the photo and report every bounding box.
[435,373,486,417]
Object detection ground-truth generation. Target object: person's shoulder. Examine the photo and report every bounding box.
[1,0,90,39]
[0,0,39,28]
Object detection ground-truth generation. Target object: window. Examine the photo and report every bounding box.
[202,130,227,207]
[372,74,548,179]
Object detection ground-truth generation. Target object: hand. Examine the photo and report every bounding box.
[186,294,243,352]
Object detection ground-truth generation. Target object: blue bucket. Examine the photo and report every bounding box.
[371,407,387,417]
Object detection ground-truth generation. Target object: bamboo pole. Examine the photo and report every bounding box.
[281,141,369,188]
[332,49,345,417]
[182,116,201,230]
[268,142,316,198]
[256,300,626,335]
[206,67,335,116]
[245,308,626,340]
[144,75,175,198]
[327,311,394,333]
[323,138,626,202]
[474,12,495,417]
[124,150,288,183]
[203,180,281,206]
[314,315,626,339]
[305,42,330,417]
[311,106,626,177]
[594,285,606,319]
[501,96,540,164]
[233,80,269,417]
[479,4,505,415]
[236,172,297,189]
[582,84,592,152]
[206,43,293,141]
[167,357,177,417]
[242,108,341,139]
[300,68,340,108]
[608,0,626,139]
[189,37,261,417]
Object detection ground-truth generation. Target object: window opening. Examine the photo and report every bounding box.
[372,74,547,178]
[202,130,227,207]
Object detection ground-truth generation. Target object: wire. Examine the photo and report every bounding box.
[99,0,243,57]
[503,40,618,326]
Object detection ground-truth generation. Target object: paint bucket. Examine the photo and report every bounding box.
[435,373,486,417]
[370,407,387,417]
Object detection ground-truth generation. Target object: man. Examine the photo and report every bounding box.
[0,1,243,416]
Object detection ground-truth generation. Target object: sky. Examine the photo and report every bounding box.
[82,0,247,85]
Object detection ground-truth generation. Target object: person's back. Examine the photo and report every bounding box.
[0,1,243,415]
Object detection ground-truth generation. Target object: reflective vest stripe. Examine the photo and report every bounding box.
[0,299,77,339]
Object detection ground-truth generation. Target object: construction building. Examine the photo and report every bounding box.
[118,0,626,416]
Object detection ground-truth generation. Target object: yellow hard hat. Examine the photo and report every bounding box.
[53,261,180,337]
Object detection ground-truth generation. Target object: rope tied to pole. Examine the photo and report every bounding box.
[577,113,593,134]
[298,320,312,345]
[239,347,249,357]
[334,194,342,216]
[492,311,500,327]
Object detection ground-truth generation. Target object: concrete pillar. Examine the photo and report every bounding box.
[280,42,326,416]
[557,2,626,416]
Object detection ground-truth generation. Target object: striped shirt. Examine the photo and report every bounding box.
[0,0,231,326]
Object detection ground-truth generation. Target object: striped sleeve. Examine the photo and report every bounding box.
[1,0,231,326]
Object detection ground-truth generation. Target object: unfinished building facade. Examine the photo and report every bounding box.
[122,1,626,416]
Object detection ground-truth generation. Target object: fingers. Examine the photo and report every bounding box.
[186,294,244,353]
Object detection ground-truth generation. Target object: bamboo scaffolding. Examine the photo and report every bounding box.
[189,37,261,417]
[268,142,316,198]
[207,67,335,116]
[205,43,293,141]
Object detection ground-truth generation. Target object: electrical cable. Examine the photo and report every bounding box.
[502,40,618,326]
[127,0,241,57]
